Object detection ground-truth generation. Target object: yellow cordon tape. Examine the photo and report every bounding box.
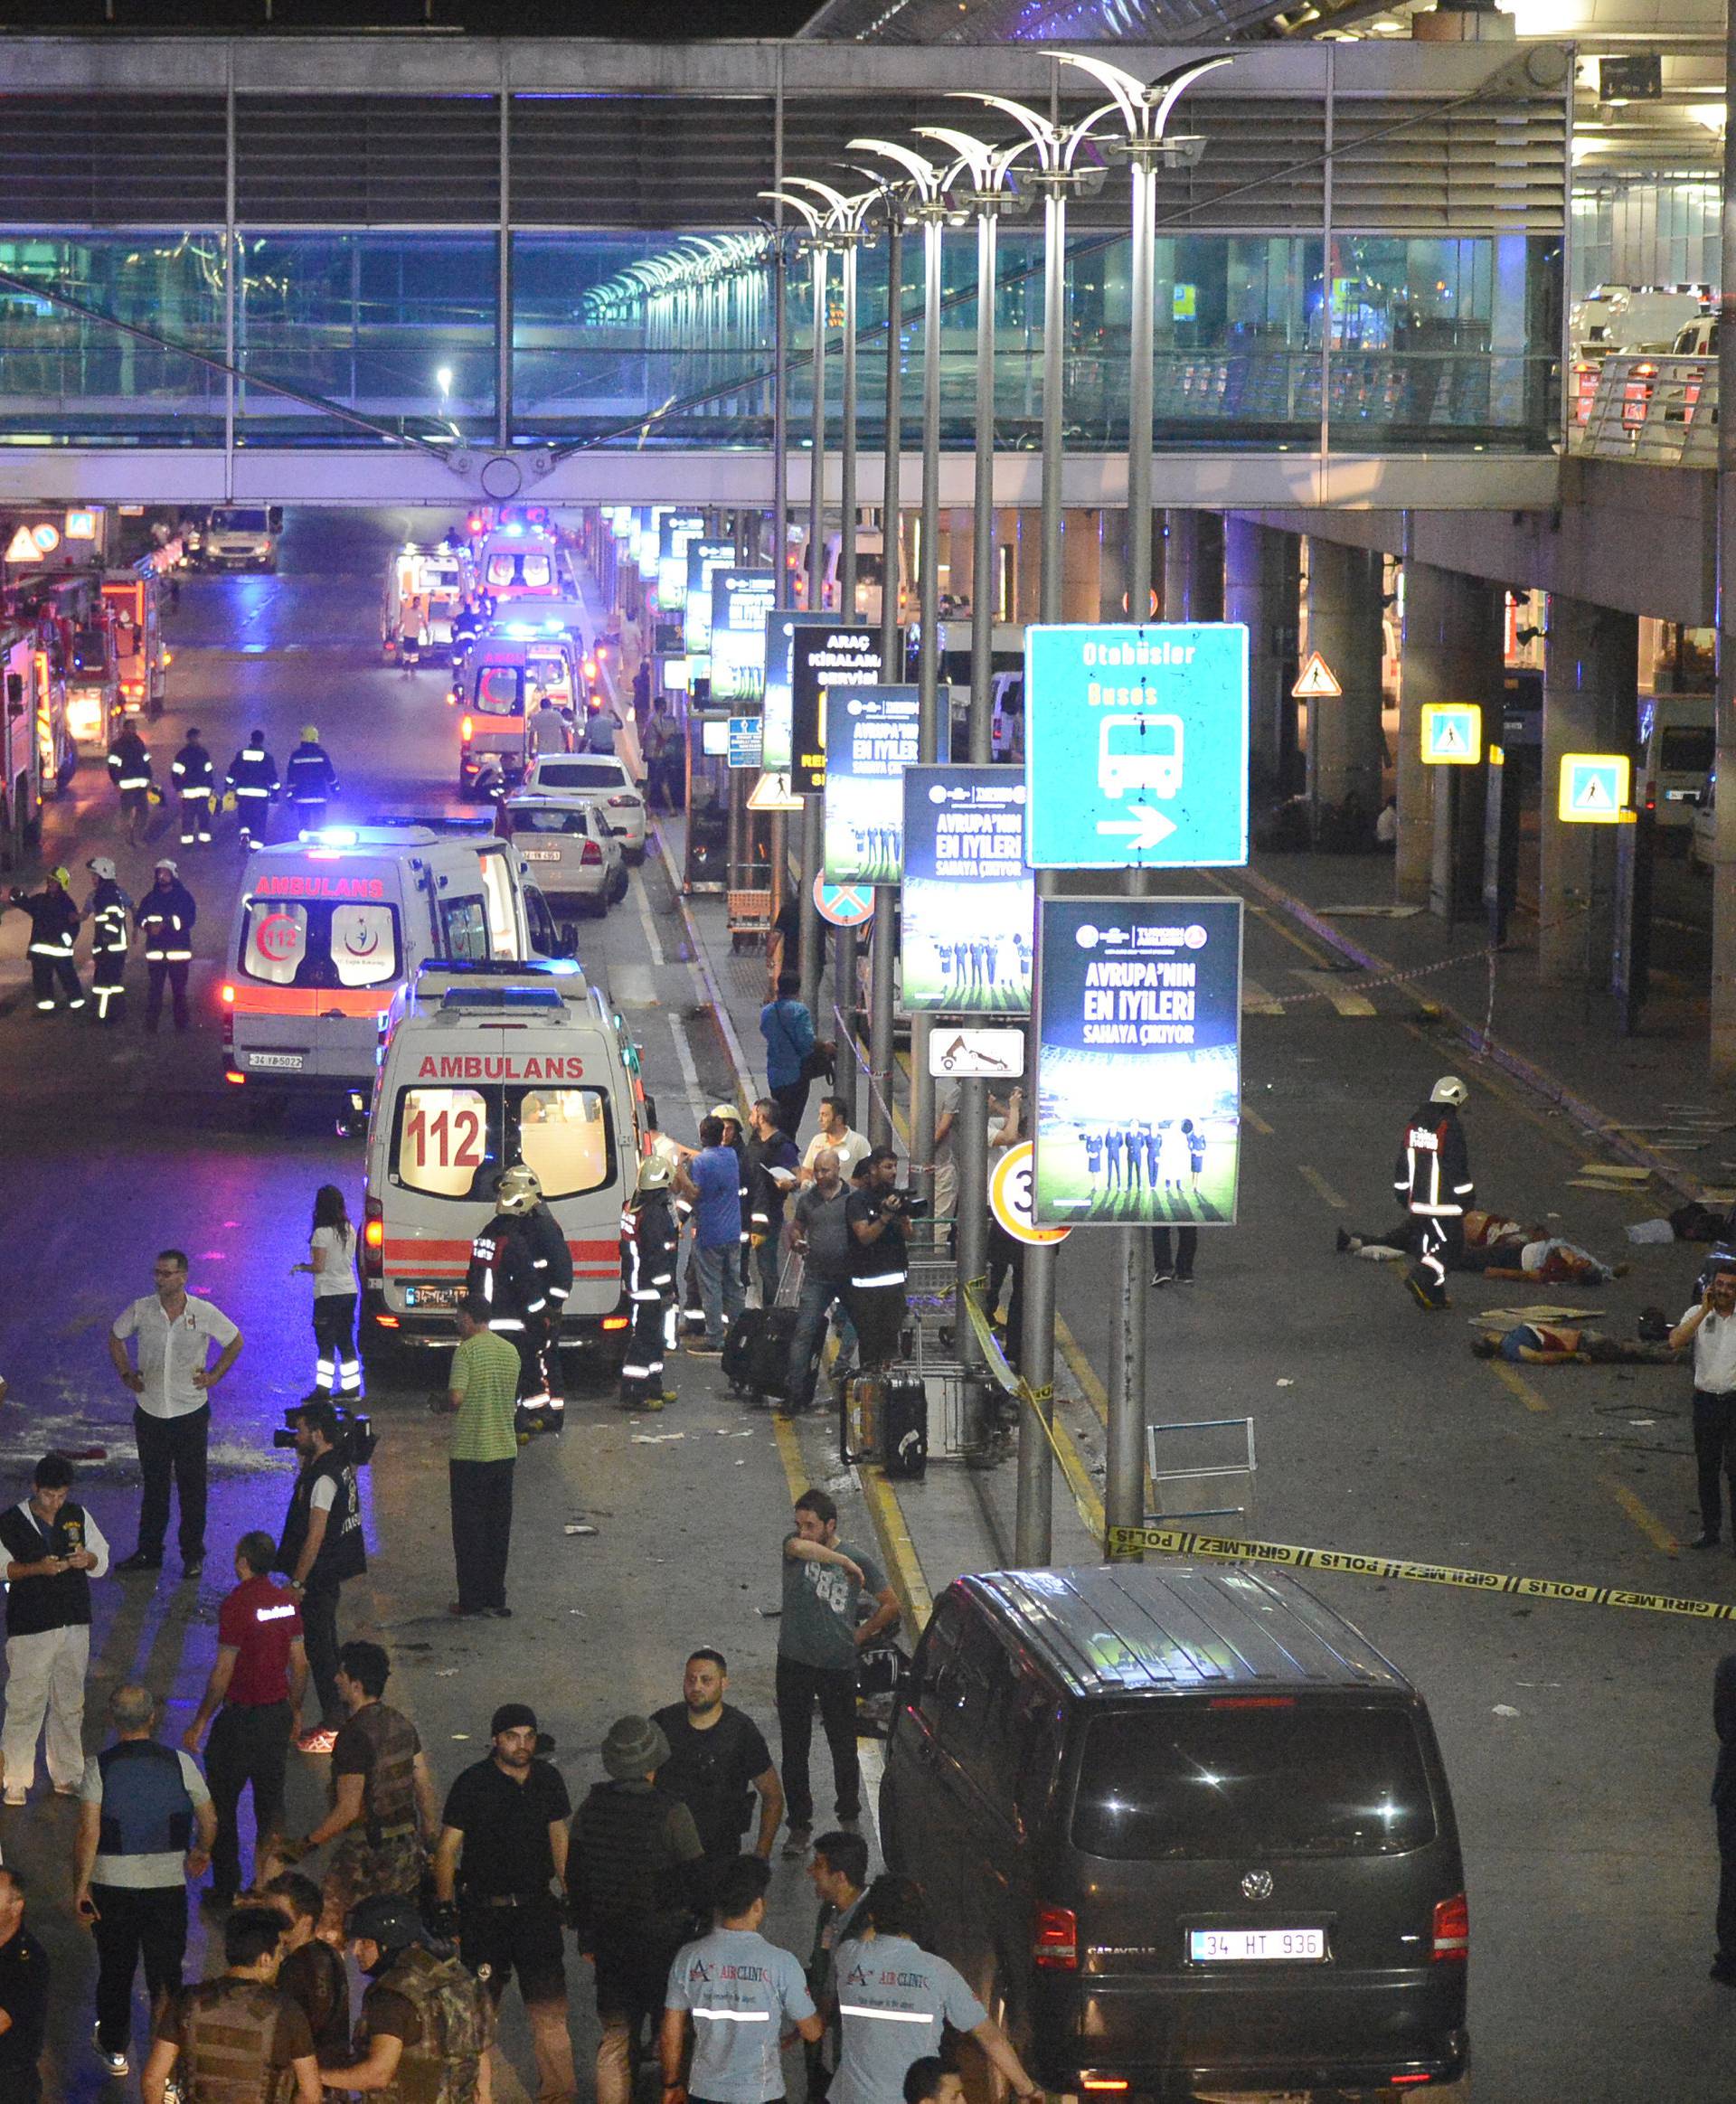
[1107,1524,1736,1624]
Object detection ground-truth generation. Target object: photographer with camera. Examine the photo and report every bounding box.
[275,1401,367,1757]
[844,1148,914,1372]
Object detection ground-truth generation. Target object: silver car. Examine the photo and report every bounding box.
[500,792,627,918]
[521,751,649,863]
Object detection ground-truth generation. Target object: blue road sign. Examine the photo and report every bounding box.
[1024,623,1250,869]
[727,717,762,769]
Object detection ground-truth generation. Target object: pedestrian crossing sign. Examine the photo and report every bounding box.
[1558,753,1631,825]
[1291,651,1342,700]
[1420,703,1482,767]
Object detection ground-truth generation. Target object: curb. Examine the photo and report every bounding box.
[1237,865,1709,1204]
[651,820,756,1109]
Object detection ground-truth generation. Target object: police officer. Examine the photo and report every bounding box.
[139,1903,320,2104]
[137,858,196,1033]
[84,854,132,1024]
[9,867,83,1015]
[278,1640,437,1939]
[277,1401,364,1750]
[520,1167,574,1428]
[325,1893,493,2102]
[284,724,339,834]
[170,726,216,846]
[224,727,279,848]
[1395,1074,1475,1311]
[107,722,154,846]
[621,1158,680,1412]
[467,1165,552,1428]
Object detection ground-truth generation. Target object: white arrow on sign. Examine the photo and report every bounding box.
[1095,805,1177,851]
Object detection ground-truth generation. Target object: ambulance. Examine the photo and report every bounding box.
[222,822,569,1102]
[381,543,468,661]
[359,961,643,1369]
[476,524,564,606]
[452,635,582,795]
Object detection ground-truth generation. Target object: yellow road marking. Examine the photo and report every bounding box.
[857,1464,934,1631]
[1241,977,1285,1016]
[1204,870,1340,969]
[1297,1164,1350,1211]
[1489,1362,1551,1415]
[1243,1107,1275,1137]
[771,1409,808,1505]
[1598,1472,1680,1556]
[1289,967,1377,1018]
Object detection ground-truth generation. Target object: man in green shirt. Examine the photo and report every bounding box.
[440,1299,523,1620]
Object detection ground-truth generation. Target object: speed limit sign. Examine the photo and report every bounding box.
[989,1142,1071,1248]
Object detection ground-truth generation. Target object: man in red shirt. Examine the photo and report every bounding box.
[182,1530,307,1907]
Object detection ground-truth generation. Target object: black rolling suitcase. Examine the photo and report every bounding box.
[722,1307,797,1401]
[880,1373,928,1479]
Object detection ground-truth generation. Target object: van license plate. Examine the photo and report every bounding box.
[403,1284,460,1309]
[1188,1929,1326,1964]
[520,848,561,861]
[248,1052,305,1071]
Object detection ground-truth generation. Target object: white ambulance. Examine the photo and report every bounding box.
[222,822,571,1103]
[359,961,644,1369]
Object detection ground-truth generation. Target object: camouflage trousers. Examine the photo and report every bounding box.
[321,1828,426,1939]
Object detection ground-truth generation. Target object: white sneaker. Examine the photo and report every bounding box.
[3,1787,25,1807]
[93,2025,130,2079]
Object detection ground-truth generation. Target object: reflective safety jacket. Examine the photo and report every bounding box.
[87,879,131,981]
[622,1194,679,1301]
[467,1211,546,1333]
[138,880,197,962]
[1394,1103,1473,1221]
[284,741,339,807]
[179,1976,302,2104]
[525,1203,574,1310]
[225,743,280,803]
[172,740,216,797]
[17,883,79,960]
[107,729,152,794]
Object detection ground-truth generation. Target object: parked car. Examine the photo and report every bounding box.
[498,792,627,917]
[522,751,648,863]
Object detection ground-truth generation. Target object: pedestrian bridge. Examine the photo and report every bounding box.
[0,31,1568,512]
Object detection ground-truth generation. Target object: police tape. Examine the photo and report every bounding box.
[1105,1523,1736,1624]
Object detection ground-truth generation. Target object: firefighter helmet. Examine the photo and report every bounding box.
[300,723,320,744]
[86,856,117,881]
[495,1165,542,1215]
[1430,1075,1468,1108]
[636,1158,674,1195]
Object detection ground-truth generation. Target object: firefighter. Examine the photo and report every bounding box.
[284,725,339,835]
[107,722,153,847]
[170,725,216,846]
[518,1166,574,1430]
[467,1165,551,1430]
[137,858,196,1034]
[224,728,279,847]
[1395,1074,1475,1310]
[621,1158,680,1412]
[9,867,83,1014]
[84,854,132,1025]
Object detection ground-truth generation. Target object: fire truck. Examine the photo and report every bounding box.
[102,564,169,722]
[34,573,118,755]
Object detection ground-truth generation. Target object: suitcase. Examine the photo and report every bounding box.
[722,1306,797,1401]
[840,1373,884,1465]
[880,1373,929,1479]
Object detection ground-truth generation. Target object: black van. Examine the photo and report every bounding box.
[879,1564,1467,2100]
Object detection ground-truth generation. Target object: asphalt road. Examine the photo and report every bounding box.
[1,504,1731,2100]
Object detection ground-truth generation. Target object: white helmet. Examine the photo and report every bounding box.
[495,1164,542,1215]
[636,1157,674,1195]
[86,856,117,881]
[1430,1075,1468,1108]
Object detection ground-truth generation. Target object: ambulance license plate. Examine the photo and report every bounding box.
[248,1052,305,1071]
[520,848,561,861]
[403,1284,460,1309]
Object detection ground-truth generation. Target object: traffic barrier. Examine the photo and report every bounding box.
[1105,1523,1736,1623]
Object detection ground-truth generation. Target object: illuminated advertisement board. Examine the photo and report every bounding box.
[823,684,920,882]
[656,512,707,607]
[710,570,776,706]
[1032,894,1242,1227]
[761,611,835,775]
[899,766,1033,1016]
[790,624,883,796]
[684,540,736,651]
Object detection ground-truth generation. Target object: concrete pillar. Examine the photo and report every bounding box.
[1540,597,1637,986]
[1062,509,1099,623]
[1098,513,1127,625]
[1305,538,1385,826]
[1399,560,1503,916]
[1224,518,1299,791]
[1015,507,1041,626]
[1162,511,1224,625]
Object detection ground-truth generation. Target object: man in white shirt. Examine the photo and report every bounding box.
[1674,1268,1736,1552]
[800,1097,869,1186]
[108,1250,243,1582]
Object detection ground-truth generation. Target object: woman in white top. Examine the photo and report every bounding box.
[292,1184,361,1401]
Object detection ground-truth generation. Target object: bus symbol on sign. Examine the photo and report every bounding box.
[1099,712,1184,799]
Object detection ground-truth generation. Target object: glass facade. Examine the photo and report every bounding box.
[0,222,1561,456]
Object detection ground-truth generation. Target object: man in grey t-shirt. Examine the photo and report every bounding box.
[787,1151,856,1412]
[776,1490,898,1859]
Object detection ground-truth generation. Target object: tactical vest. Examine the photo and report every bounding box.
[574,1781,692,1938]
[180,1977,295,2104]
[278,1452,366,1589]
[97,1739,193,1859]
[336,1703,420,1845]
[371,1945,486,2104]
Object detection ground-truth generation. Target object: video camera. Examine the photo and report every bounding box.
[889,1191,930,1218]
[272,1403,377,1467]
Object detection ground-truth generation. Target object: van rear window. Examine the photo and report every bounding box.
[475,667,523,716]
[1661,727,1714,774]
[1071,1703,1437,1861]
[240,901,400,989]
[392,1084,615,1202]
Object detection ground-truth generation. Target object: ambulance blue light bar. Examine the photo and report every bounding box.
[299,827,358,846]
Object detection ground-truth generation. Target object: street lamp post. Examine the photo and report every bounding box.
[869,189,906,1156]
[1054,52,1231,1558]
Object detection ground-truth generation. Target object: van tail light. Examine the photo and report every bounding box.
[1033,1904,1078,1971]
[461,715,475,743]
[580,840,603,866]
[602,1314,629,1331]
[363,1198,385,1279]
[1081,2080,1128,2093]
[221,983,236,1005]
[1430,1892,1468,1963]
